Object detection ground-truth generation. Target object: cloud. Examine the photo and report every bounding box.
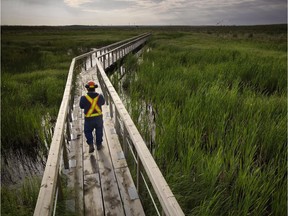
[83,0,134,10]
[73,0,287,25]
[2,0,59,5]
[64,0,94,8]
[2,0,287,25]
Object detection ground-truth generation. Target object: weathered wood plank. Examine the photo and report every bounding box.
[114,167,145,216]
[34,59,76,216]
[75,128,84,215]
[80,71,105,216]
[84,174,103,215]
[102,112,127,170]
[100,93,144,216]
[83,126,104,216]
[96,131,125,216]
[81,69,125,216]
[74,76,85,216]
[34,33,151,216]
[62,78,85,216]
[95,57,184,216]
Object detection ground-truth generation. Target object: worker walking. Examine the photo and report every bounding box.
[80,81,105,153]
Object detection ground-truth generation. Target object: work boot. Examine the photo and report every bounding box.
[89,144,95,153]
[97,144,103,150]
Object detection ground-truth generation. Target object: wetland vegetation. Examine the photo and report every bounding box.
[118,25,287,215]
[1,24,286,215]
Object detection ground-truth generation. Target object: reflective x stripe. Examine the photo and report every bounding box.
[85,95,102,117]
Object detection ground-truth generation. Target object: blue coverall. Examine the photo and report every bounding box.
[79,92,105,147]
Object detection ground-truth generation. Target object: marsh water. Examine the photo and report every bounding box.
[1,47,153,186]
[109,48,157,154]
[1,114,54,185]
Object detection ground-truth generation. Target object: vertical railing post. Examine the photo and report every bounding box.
[90,54,93,68]
[122,126,128,157]
[109,94,113,118]
[103,54,106,69]
[136,154,142,194]
[95,63,98,76]
[102,84,108,106]
[52,171,64,216]
[62,136,69,169]
[66,120,71,141]
[115,109,120,133]
[100,50,104,66]
[57,172,64,201]
[109,52,112,66]
[68,103,73,122]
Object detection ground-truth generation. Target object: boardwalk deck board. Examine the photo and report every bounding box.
[77,48,146,216]
[34,34,184,216]
[91,71,145,216]
[81,68,129,216]
[102,110,145,216]
[114,167,145,216]
[63,80,84,215]
[75,77,85,216]
[82,66,145,215]
[81,71,104,216]
[83,138,104,216]
[96,135,125,216]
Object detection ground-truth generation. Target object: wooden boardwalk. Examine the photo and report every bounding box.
[34,33,184,216]
[65,67,145,215]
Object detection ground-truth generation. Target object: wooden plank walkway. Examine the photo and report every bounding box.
[34,33,184,216]
[65,66,145,216]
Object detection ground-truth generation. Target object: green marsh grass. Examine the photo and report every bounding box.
[1,26,146,153]
[1,176,41,216]
[1,25,286,215]
[1,26,146,215]
[122,26,286,215]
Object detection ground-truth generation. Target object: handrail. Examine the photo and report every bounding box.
[74,33,150,61]
[34,32,184,216]
[95,54,185,216]
[33,33,152,216]
[34,58,76,216]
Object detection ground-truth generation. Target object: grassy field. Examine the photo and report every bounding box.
[1,26,143,154]
[122,25,287,215]
[1,26,145,215]
[1,25,286,215]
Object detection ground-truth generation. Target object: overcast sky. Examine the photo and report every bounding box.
[1,0,287,26]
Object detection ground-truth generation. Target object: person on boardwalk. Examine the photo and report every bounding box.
[80,81,105,153]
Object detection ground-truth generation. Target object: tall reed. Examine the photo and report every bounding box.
[124,28,286,215]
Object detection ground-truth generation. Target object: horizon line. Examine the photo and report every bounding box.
[1,23,287,27]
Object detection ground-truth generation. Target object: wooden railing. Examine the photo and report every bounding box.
[94,41,184,216]
[34,33,184,216]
